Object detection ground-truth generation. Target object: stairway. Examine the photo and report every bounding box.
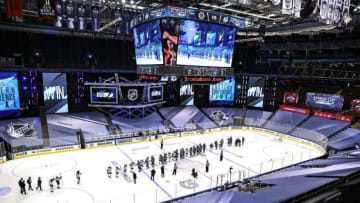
[288,116,312,135]
[156,108,176,130]
[261,110,278,128]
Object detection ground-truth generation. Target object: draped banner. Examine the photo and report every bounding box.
[77,4,86,30]
[306,92,344,110]
[6,0,24,20]
[293,0,302,17]
[39,0,57,21]
[282,0,293,15]
[66,2,75,29]
[55,0,63,27]
[342,0,350,26]
[270,0,282,12]
[91,6,100,31]
[334,0,343,24]
[319,0,329,23]
[317,0,350,25]
[113,9,121,34]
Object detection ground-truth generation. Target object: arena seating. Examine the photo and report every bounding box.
[264,110,308,133]
[291,117,350,138]
[110,111,166,134]
[202,107,244,126]
[159,106,216,129]
[244,109,273,127]
[328,128,360,151]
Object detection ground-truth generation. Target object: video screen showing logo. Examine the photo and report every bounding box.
[0,72,20,113]
[91,87,118,104]
[43,73,68,113]
[247,77,264,108]
[148,86,163,102]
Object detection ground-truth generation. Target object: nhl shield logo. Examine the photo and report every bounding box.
[127,89,138,101]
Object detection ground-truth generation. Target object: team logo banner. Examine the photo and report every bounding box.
[313,110,333,119]
[77,4,86,30]
[351,100,360,114]
[54,0,63,27]
[335,114,352,123]
[306,92,343,110]
[66,2,75,29]
[283,92,298,105]
[91,87,118,104]
[39,0,57,21]
[279,105,310,115]
[7,122,36,138]
[91,6,100,31]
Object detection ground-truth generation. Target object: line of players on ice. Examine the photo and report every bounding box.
[18,175,62,195]
[105,136,245,183]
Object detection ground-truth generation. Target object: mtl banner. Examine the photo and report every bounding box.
[91,6,100,31]
[306,92,343,110]
[65,2,75,29]
[283,92,298,105]
[39,0,57,21]
[351,100,360,113]
[77,4,86,30]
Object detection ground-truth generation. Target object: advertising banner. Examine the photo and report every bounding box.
[279,105,310,115]
[283,92,298,105]
[148,86,163,102]
[43,73,68,113]
[91,87,118,104]
[335,114,352,123]
[351,100,360,114]
[39,0,57,21]
[306,92,343,110]
[313,111,334,119]
[0,72,20,117]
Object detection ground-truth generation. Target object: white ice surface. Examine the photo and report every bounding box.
[0,130,323,203]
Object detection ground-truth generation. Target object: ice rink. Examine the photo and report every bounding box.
[0,130,324,203]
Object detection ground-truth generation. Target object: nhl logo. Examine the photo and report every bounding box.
[7,122,36,139]
[127,89,138,101]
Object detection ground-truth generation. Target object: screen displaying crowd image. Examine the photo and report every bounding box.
[180,84,194,106]
[247,77,265,108]
[209,76,235,105]
[177,20,235,67]
[43,73,68,113]
[133,20,163,65]
[0,72,20,117]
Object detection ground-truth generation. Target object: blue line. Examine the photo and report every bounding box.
[116,147,173,199]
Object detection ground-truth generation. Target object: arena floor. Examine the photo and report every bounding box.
[0,130,324,203]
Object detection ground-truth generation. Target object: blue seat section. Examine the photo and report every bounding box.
[264,110,308,133]
[111,111,166,134]
[328,128,360,150]
[0,117,43,148]
[202,107,244,126]
[292,117,349,138]
[244,109,273,127]
[159,106,216,129]
[69,111,108,124]
[47,113,109,146]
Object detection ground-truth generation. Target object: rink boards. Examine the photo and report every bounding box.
[3,126,326,162]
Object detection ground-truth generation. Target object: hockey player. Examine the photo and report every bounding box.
[115,166,120,178]
[228,136,233,146]
[49,178,54,192]
[189,147,193,157]
[175,149,179,161]
[186,148,189,157]
[160,139,164,149]
[76,170,82,184]
[220,150,224,162]
[145,157,149,169]
[172,163,177,176]
[18,178,26,195]
[123,164,128,176]
[210,143,214,150]
[151,156,155,167]
[215,141,218,150]
[202,143,206,153]
[220,139,224,149]
[27,176,34,191]
[107,166,113,178]
[151,168,156,181]
[191,168,198,178]
[55,176,61,189]
[242,137,245,145]
[159,154,163,165]
[161,165,165,177]
[130,162,134,172]
[164,153,167,164]
[137,160,142,172]
[133,172,137,184]
[206,160,210,173]
[36,177,42,191]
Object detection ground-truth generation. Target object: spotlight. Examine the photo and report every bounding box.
[23,86,28,90]
[88,54,93,59]
[32,86,37,90]
[22,76,27,81]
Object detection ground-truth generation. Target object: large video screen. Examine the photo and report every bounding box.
[91,87,118,104]
[0,72,20,115]
[148,86,163,102]
[247,77,264,108]
[43,73,68,113]
[209,76,235,105]
[177,20,235,67]
[180,84,194,106]
[133,20,163,65]
[162,18,180,66]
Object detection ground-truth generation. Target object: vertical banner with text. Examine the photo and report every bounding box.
[39,0,57,21]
